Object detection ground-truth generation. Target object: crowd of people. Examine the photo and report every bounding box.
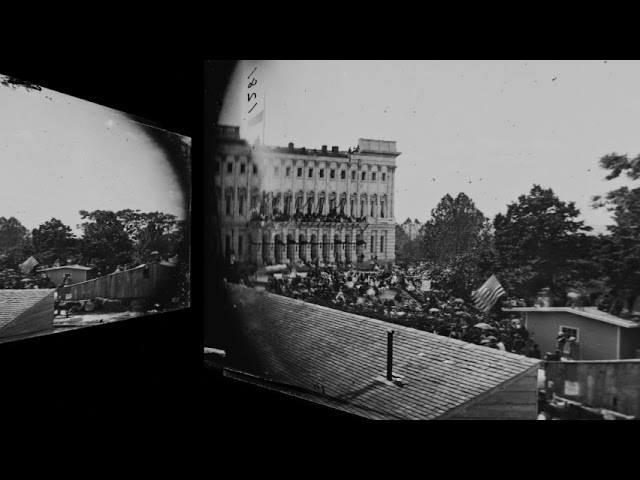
[233,260,541,357]
[0,270,57,290]
[250,206,367,225]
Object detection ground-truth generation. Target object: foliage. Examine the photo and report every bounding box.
[116,209,185,264]
[592,153,640,310]
[31,217,78,266]
[0,217,30,254]
[77,210,134,272]
[420,193,492,266]
[493,184,594,300]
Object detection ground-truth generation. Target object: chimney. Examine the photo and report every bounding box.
[331,146,339,154]
[322,145,327,153]
[288,142,294,150]
[387,329,394,381]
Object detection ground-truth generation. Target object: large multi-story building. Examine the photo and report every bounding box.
[213,125,401,267]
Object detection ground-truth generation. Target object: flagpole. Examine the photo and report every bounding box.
[263,91,266,146]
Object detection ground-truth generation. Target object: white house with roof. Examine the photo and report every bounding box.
[507,307,640,360]
[37,264,96,287]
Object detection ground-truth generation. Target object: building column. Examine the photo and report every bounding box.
[266,229,276,265]
[293,227,301,264]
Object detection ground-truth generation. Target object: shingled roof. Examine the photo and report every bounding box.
[217,283,541,420]
[0,289,55,329]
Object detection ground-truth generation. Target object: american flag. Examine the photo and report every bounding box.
[19,256,39,276]
[472,274,506,313]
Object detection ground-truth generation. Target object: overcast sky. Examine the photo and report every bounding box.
[0,74,189,236]
[218,60,640,234]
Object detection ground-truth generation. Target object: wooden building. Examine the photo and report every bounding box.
[60,262,177,302]
[210,283,542,420]
[0,289,55,342]
[508,307,640,360]
[37,265,96,287]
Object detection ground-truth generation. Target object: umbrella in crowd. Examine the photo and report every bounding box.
[474,322,494,330]
[243,260,536,356]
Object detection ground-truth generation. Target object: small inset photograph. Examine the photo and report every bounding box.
[0,72,191,344]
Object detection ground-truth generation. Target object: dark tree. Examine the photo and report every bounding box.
[0,217,30,254]
[116,209,184,264]
[494,184,593,300]
[420,193,492,266]
[77,210,134,272]
[32,218,78,266]
[592,153,640,311]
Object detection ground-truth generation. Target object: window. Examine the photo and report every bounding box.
[351,171,356,181]
[380,234,384,253]
[225,235,231,256]
[240,164,246,174]
[238,195,244,215]
[561,326,579,341]
[63,273,72,281]
[274,166,279,176]
[330,169,336,179]
[319,169,324,178]
[238,236,243,257]
[560,326,579,355]
[372,172,376,182]
[297,167,303,177]
[370,235,374,252]
[309,168,314,178]
[370,200,375,217]
[227,163,233,174]
[225,195,232,215]
[253,164,258,174]
[382,173,386,182]
[286,166,291,177]
[361,171,366,181]
[341,170,346,180]
[380,200,386,218]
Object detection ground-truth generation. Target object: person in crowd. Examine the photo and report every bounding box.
[528,343,541,359]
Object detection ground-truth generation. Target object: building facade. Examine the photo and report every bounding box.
[213,126,401,267]
[510,307,640,360]
[37,265,96,287]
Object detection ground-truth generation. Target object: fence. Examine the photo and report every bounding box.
[544,359,640,417]
[59,262,177,302]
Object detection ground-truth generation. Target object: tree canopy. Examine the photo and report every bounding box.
[31,217,78,266]
[0,216,30,254]
[420,192,491,266]
[592,153,640,310]
[493,184,593,299]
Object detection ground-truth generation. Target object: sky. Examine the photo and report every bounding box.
[0,74,190,236]
[218,60,640,234]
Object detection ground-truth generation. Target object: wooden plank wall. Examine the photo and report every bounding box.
[0,293,54,338]
[449,370,539,420]
[62,263,175,301]
[527,312,619,360]
[544,360,640,417]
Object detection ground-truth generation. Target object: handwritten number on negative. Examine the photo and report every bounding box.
[247,92,257,102]
[248,78,257,88]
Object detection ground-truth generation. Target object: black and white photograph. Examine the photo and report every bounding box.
[0,71,191,344]
[205,60,640,420]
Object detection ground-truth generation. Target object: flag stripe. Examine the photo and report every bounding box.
[472,275,505,313]
[19,256,39,276]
